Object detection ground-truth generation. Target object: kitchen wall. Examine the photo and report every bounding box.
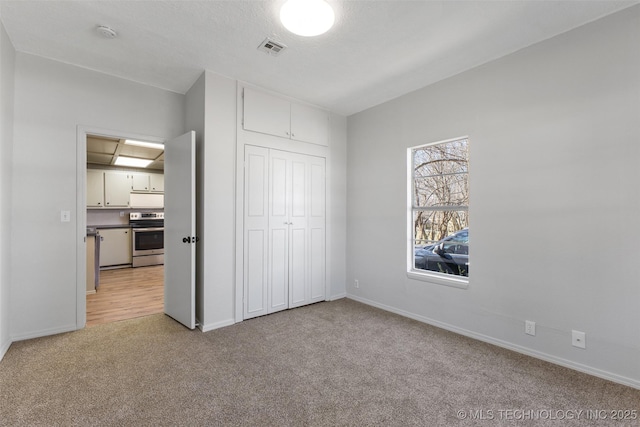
[346,6,640,387]
[0,17,15,359]
[11,53,185,340]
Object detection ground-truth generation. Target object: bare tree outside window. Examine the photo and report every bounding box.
[410,138,469,277]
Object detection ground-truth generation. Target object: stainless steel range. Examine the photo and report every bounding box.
[130,212,164,267]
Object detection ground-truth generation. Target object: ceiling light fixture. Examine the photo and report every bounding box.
[114,156,153,168]
[124,139,164,150]
[280,0,335,37]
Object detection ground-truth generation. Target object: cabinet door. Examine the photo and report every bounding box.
[104,172,131,207]
[131,173,150,191]
[290,102,330,146]
[98,228,132,267]
[243,87,291,139]
[86,170,104,207]
[149,174,164,192]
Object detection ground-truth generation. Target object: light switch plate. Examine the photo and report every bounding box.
[61,210,71,222]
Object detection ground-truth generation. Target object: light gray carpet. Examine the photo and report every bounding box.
[1,299,638,426]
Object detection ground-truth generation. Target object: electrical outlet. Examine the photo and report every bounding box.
[525,320,536,336]
[572,330,586,349]
[354,279,359,289]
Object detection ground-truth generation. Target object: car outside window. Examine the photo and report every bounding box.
[408,137,469,286]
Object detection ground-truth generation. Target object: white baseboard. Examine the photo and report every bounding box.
[0,337,11,362]
[347,294,640,390]
[328,292,347,301]
[199,318,235,333]
[11,324,78,342]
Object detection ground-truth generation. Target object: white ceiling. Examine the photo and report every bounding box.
[0,0,637,116]
[87,135,164,170]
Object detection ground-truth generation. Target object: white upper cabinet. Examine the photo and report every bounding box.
[104,171,131,207]
[243,88,291,139]
[86,170,104,207]
[131,172,164,193]
[149,174,164,192]
[131,173,150,191]
[290,102,330,146]
[243,87,329,146]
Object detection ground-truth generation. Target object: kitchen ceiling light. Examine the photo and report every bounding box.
[124,139,164,150]
[280,0,335,37]
[115,156,153,168]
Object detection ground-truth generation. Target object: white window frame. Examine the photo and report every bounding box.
[406,136,469,289]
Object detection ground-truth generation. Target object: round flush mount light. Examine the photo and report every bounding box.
[280,0,335,37]
[96,25,117,39]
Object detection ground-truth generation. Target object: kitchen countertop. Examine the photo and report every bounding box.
[89,224,132,230]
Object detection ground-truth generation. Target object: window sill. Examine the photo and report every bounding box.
[406,270,469,289]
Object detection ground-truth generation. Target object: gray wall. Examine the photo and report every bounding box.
[346,6,640,387]
[11,53,185,340]
[188,71,238,331]
[0,17,15,358]
[327,113,348,300]
[185,72,206,326]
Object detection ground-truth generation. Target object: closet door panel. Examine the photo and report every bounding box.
[270,156,288,217]
[246,230,267,315]
[244,146,269,319]
[289,227,307,307]
[269,228,288,313]
[309,157,326,302]
[291,159,306,218]
[268,153,290,313]
[310,227,326,302]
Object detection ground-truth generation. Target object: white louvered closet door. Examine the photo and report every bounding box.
[243,145,326,320]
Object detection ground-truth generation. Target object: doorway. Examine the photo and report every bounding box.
[84,132,165,327]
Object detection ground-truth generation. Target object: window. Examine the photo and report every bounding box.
[408,137,469,286]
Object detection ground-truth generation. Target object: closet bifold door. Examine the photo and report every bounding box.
[244,145,270,319]
[243,145,326,320]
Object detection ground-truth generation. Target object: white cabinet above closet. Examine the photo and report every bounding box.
[242,87,330,146]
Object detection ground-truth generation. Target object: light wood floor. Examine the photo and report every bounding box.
[86,265,163,327]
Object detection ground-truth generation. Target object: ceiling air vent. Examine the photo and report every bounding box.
[258,38,287,56]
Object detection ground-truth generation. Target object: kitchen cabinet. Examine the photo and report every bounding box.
[104,171,131,208]
[86,170,105,207]
[243,145,326,319]
[132,172,164,192]
[132,173,150,191]
[149,174,164,192]
[243,87,329,146]
[98,228,132,268]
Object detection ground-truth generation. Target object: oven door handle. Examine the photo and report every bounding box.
[133,227,164,232]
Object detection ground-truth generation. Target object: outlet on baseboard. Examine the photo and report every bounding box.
[572,330,586,349]
[525,320,536,336]
[354,279,359,289]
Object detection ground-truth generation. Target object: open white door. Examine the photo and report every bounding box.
[164,131,196,329]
